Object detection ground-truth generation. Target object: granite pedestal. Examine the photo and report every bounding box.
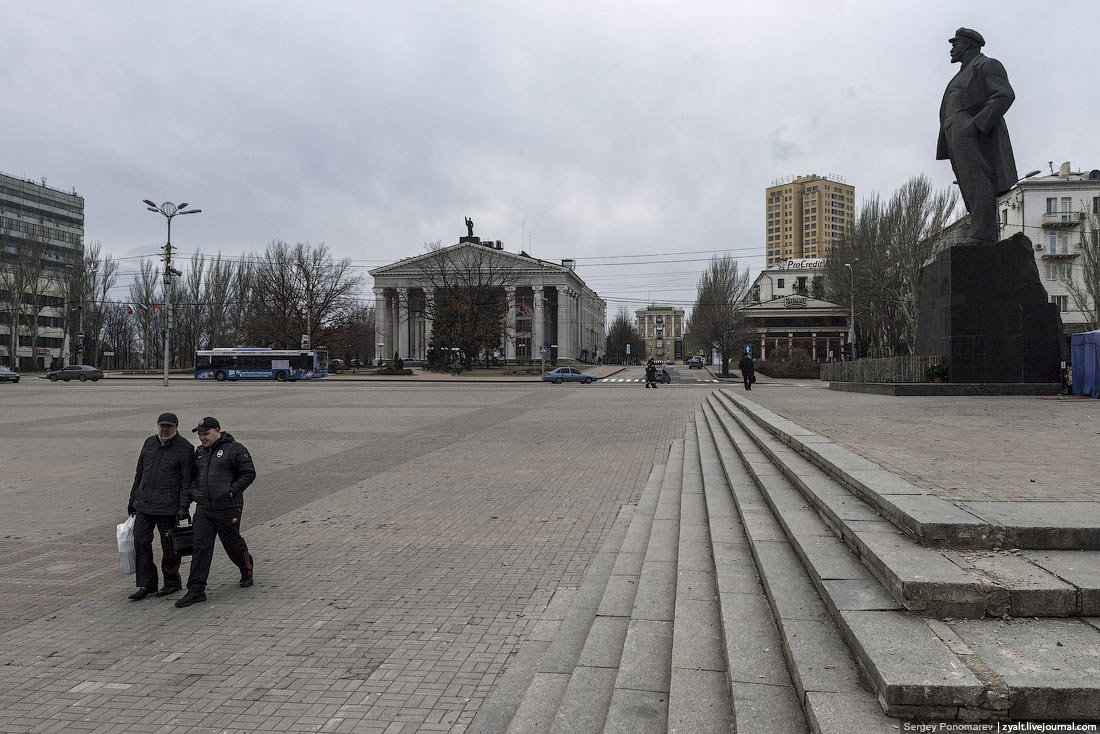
[915,234,1064,384]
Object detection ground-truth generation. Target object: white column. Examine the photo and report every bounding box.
[398,288,410,359]
[565,289,576,359]
[374,287,387,365]
[504,286,516,361]
[533,286,545,355]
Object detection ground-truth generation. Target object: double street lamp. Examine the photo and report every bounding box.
[143,200,201,387]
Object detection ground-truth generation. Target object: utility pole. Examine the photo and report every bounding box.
[144,200,200,387]
[844,259,858,360]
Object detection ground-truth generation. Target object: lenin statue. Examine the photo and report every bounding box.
[937,28,1018,244]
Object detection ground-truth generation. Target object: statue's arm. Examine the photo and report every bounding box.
[972,58,1015,134]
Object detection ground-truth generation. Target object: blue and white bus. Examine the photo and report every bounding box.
[195,347,322,381]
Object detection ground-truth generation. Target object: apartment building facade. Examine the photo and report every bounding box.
[635,305,684,363]
[0,172,84,369]
[765,175,854,268]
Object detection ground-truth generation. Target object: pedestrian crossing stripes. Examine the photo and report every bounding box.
[597,377,719,383]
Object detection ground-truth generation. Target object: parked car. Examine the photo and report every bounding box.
[543,367,598,384]
[657,367,672,384]
[45,365,104,382]
[687,356,705,369]
[0,366,19,383]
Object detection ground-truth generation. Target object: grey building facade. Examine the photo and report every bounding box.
[0,172,84,369]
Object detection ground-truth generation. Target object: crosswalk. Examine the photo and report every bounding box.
[598,377,719,383]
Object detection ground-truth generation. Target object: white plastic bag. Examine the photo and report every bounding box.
[117,515,136,574]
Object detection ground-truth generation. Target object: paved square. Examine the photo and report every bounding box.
[0,379,702,733]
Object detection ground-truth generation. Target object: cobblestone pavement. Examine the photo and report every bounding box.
[0,380,701,733]
[734,378,1100,502]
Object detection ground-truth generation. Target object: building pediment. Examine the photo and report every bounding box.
[369,241,570,278]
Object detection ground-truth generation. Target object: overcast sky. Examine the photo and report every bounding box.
[5,1,1099,316]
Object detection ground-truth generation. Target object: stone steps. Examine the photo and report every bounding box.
[697,407,897,733]
[719,389,1100,551]
[702,393,1100,722]
[709,391,1100,618]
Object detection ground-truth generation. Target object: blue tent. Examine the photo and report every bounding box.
[1071,329,1100,398]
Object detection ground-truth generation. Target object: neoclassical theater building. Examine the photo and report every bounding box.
[369,235,607,364]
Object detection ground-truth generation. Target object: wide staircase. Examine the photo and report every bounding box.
[470,390,1100,732]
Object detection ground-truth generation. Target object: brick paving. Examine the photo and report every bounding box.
[0,380,700,733]
[733,377,1100,502]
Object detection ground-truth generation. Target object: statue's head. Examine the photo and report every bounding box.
[949,27,984,63]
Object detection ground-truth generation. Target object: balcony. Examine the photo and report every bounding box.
[1042,211,1085,228]
[1041,250,1080,261]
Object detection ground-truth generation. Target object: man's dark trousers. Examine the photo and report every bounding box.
[133,512,182,591]
[743,373,753,390]
[187,506,253,591]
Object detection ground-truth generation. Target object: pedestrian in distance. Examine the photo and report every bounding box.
[127,412,194,601]
[738,353,756,391]
[176,417,256,608]
[645,358,658,389]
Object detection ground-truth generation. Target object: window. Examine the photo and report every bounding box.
[1046,198,1057,214]
[1062,263,1073,279]
[1050,295,1068,312]
[1093,197,1100,215]
[777,278,785,289]
[1061,197,1072,213]
[1002,209,1008,225]
[1046,263,1057,280]
[1049,233,1058,254]
[1061,233,1070,254]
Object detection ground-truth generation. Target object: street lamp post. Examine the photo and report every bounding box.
[844,259,858,360]
[143,200,201,387]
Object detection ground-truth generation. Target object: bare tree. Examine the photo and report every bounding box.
[605,307,643,364]
[406,242,525,369]
[688,255,752,376]
[1066,213,1100,331]
[825,176,959,357]
[203,253,237,348]
[77,241,120,366]
[245,241,360,348]
[129,259,161,368]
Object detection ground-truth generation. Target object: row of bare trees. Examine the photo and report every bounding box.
[685,255,753,375]
[87,240,370,370]
[605,308,645,364]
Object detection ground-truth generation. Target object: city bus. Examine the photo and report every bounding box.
[194,347,324,381]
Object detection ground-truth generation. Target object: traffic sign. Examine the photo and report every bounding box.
[626,344,631,354]
[538,345,547,355]
[77,332,85,339]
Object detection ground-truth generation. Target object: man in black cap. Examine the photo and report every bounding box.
[127,412,194,600]
[937,27,1018,245]
[176,417,256,608]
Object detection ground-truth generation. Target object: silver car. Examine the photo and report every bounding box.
[45,364,104,382]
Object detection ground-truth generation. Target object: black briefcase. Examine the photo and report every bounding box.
[166,517,194,557]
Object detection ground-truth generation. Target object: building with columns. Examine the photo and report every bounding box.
[369,238,606,364]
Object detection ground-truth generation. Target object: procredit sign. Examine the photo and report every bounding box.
[776,258,825,270]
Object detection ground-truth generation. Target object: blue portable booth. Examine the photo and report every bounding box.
[1071,329,1100,398]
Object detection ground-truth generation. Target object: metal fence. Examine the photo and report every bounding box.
[820,355,944,383]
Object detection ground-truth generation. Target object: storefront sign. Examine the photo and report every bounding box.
[783,296,808,308]
[777,259,825,270]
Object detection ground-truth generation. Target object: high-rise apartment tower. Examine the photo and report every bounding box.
[765,175,854,267]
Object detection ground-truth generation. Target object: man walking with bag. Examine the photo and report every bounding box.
[127,412,193,600]
[176,417,256,608]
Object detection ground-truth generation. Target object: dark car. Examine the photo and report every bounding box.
[0,366,19,383]
[45,364,104,382]
[656,367,671,384]
[687,356,705,369]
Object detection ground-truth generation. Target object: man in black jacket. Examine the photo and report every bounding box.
[127,412,193,600]
[738,353,755,391]
[176,417,256,608]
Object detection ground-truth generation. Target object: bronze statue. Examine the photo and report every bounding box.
[465,217,474,237]
[936,28,1018,244]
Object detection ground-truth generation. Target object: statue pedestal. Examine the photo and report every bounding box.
[915,233,1063,383]
[459,236,481,244]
